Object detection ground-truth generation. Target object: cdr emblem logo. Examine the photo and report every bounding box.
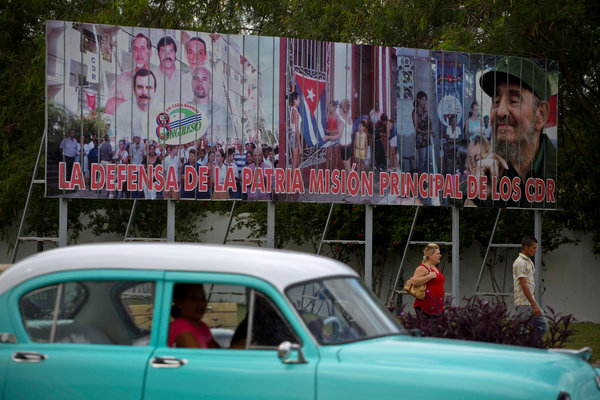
[154,102,207,144]
[156,112,171,141]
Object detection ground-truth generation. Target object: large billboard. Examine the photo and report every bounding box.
[46,21,558,209]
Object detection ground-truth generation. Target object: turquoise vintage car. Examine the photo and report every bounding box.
[0,243,598,399]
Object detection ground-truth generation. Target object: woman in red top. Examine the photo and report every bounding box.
[168,283,219,348]
[411,243,445,316]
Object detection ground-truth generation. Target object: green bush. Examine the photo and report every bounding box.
[396,297,575,349]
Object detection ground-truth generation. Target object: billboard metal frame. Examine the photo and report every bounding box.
[13,21,551,309]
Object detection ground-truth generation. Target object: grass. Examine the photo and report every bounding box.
[564,323,600,366]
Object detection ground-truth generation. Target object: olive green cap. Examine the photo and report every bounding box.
[480,56,552,101]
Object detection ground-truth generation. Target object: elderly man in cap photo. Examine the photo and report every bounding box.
[468,56,556,208]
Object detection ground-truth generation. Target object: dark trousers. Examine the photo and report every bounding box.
[64,156,75,182]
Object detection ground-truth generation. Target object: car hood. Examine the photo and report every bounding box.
[332,335,599,397]
[337,335,585,373]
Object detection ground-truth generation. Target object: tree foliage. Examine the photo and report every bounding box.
[0,1,598,263]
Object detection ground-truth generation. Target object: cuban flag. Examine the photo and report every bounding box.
[295,72,330,148]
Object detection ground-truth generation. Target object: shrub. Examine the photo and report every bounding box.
[395,297,575,349]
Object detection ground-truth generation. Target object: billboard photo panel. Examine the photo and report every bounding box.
[46,20,558,209]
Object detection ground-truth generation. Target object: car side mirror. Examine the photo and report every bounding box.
[277,341,307,364]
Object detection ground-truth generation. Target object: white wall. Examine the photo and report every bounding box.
[542,232,600,322]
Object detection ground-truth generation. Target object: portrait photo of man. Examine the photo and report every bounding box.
[186,37,208,71]
[154,35,192,105]
[467,56,556,208]
[188,66,233,144]
[115,68,157,140]
[104,33,158,115]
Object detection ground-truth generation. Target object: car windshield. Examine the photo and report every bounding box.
[286,277,403,345]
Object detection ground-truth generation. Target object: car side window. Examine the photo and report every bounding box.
[235,290,299,349]
[20,280,155,346]
[118,282,154,333]
[20,282,87,342]
[168,283,298,350]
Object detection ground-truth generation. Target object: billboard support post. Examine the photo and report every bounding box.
[167,200,175,242]
[223,201,238,245]
[267,201,275,248]
[365,204,373,290]
[317,204,335,255]
[452,205,459,305]
[59,198,68,247]
[124,200,137,240]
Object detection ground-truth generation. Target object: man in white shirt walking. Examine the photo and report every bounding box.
[513,235,548,335]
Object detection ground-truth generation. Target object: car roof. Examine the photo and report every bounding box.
[0,243,358,296]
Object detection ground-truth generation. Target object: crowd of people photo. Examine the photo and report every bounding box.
[288,89,492,189]
[61,131,279,200]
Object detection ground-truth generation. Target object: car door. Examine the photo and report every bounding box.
[143,272,318,400]
[2,269,163,400]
